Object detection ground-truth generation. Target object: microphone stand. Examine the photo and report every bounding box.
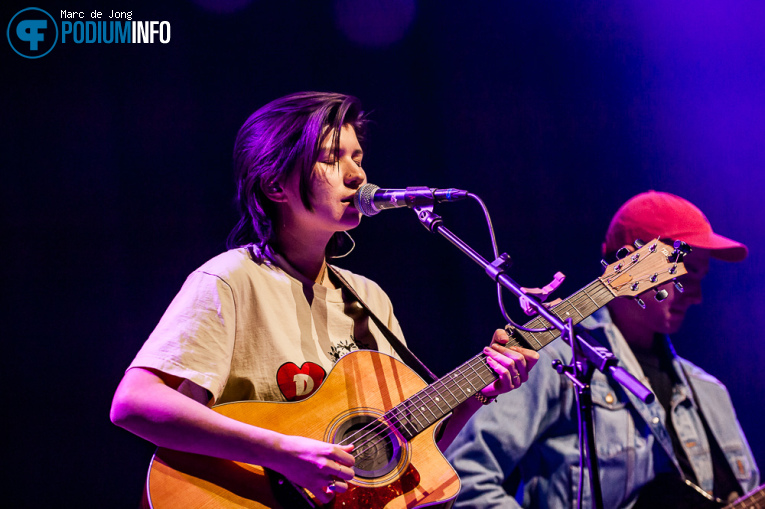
[412,202,654,509]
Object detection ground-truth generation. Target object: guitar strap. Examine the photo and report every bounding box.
[328,265,439,383]
[679,362,744,501]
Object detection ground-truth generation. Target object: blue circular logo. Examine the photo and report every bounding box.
[7,7,58,59]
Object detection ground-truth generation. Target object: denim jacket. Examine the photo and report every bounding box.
[445,308,759,508]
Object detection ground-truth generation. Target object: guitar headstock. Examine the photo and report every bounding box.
[600,238,689,298]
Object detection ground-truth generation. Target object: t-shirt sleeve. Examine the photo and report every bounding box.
[128,270,237,403]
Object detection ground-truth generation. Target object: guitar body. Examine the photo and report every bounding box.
[143,350,459,509]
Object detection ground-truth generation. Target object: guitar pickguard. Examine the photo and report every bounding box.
[328,464,421,509]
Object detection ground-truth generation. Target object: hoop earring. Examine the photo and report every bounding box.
[330,231,356,259]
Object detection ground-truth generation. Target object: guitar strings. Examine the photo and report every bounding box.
[337,355,499,459]
[336,365,482,454]
[347,364,517,461]
[516,281,613,349]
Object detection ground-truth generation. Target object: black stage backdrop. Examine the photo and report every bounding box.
[4,1,764,506]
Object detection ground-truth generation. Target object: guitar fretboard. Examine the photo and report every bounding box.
[380,277,615,441]
[729,484,765,509]
[510,278,614,351]
[385,353,496,440]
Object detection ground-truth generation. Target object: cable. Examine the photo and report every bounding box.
[467,193,555,334]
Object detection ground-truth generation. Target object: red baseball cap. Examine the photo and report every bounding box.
[603,191,748,262]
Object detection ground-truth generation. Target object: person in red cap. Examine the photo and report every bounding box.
[603,191,748,355]
[446,191,760,508]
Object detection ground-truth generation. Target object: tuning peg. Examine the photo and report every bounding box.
[635,297,646,309]
[616,247,631,260]
[601,259,608,268]
[633,239,645,249]
[673,280,684,293]
[673,240,691,254]
[654,289,669,302]
[669,240,691,263]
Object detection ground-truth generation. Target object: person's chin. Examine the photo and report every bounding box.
[340,212,362,227]
[666,315,686,334]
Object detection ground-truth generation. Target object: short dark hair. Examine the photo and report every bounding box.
[227,92,367,253]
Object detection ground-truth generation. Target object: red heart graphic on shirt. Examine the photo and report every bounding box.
[276,362,326,401]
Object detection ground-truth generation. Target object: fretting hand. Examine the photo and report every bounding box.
[480,329,540,399]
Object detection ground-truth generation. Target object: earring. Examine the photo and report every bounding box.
[330,231,356,259]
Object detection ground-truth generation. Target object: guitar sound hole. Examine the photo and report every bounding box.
[335,415,402,480]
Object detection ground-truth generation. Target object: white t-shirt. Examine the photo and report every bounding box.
[129,246,405,405]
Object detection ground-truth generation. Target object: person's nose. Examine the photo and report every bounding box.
[344,160,366,189]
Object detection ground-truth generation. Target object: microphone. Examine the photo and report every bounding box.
[353,184,469,217]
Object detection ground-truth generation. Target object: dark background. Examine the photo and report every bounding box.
[4,0,763,506]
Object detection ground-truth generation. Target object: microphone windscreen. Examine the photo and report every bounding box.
[354,183,380,216]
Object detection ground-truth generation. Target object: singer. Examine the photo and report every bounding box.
[110,91,540,507]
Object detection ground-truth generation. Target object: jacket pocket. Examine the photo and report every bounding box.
[590,378,632,459]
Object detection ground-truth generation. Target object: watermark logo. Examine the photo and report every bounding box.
[7,7,58,59]
[8,8,171,58]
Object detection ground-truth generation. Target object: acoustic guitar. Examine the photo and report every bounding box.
[143,239,687,509]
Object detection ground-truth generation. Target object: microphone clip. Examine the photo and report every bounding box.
[414,202,443,232]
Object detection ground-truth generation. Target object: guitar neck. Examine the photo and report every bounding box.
[728,484,765,509]
[383,352,496,440]
[381,277,615,441]
[509,278,614,351]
